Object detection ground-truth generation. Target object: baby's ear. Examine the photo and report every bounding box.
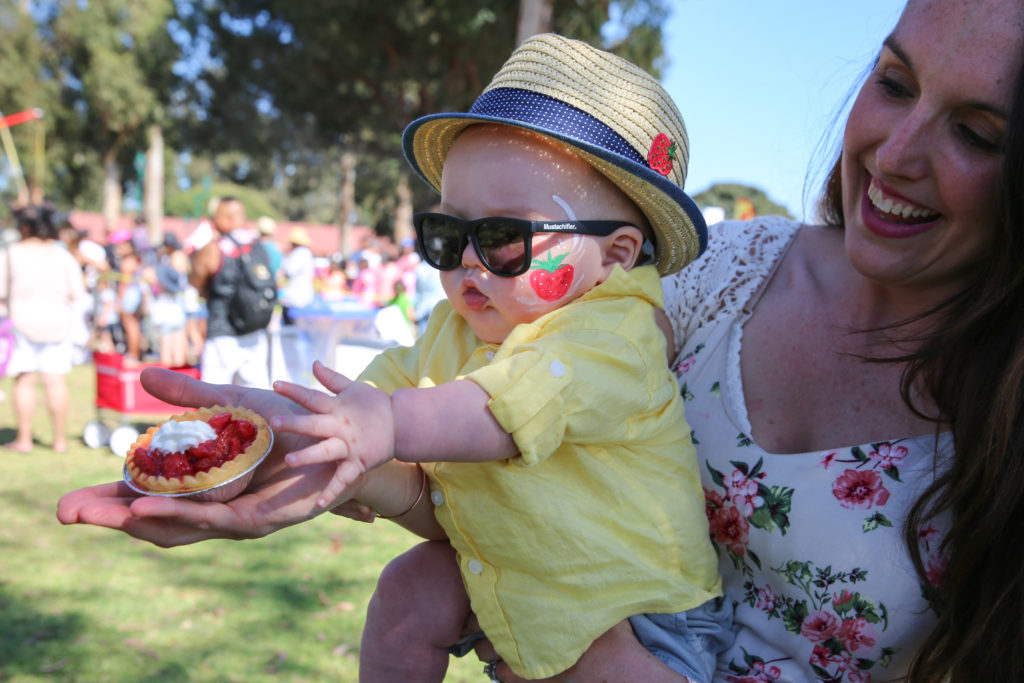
[603,225,646,270]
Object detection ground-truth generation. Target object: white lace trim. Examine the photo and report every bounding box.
[662,217,801,437]
[662,216,802,359]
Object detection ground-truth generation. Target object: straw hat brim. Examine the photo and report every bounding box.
[289,234,312,247]
[403,114,706,276]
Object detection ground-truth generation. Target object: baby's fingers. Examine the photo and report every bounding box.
[283,438,350,468]
[273,380,336,415]
[318,476,352,510]
[312,361,353,394]
[271,413,353,440]
[317,459,367,508]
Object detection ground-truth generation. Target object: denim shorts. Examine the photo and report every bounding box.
[450,598,733,682]
[629,597,734,683]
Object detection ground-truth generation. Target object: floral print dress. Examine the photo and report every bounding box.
[661,217,951,683]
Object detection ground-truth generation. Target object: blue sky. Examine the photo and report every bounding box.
[661,1,906,220]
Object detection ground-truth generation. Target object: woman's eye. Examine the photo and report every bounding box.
[957,124,1001,153]
[876,75,912,99]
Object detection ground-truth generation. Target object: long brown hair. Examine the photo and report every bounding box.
[818,47,1024,683]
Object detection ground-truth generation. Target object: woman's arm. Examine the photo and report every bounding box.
[56,367,444,546]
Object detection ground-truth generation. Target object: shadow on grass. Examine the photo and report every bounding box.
[0,426,31,449]
[0,581,85,678]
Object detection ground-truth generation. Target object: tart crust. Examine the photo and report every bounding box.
[125,404,271,495]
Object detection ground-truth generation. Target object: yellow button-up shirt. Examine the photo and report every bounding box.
[359,265,720,678]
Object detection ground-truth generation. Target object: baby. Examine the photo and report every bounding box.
[272,34,728,682]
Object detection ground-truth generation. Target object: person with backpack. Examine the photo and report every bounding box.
[189,196,276,388]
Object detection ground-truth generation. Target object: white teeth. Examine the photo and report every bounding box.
[867,183,937,221]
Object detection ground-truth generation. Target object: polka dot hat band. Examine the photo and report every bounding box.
[403,32,706,276]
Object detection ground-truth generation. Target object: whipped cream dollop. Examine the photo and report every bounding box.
[150,419,217,452]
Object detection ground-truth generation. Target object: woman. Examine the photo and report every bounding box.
[528,0,1022,678]
[57,0,1024,679]
[1,204,86,452]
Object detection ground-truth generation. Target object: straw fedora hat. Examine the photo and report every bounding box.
[288,226,312,247]
[403,33,705,276]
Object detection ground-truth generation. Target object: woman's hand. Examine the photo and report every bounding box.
[56,367,374,546]
[473,619,686,682]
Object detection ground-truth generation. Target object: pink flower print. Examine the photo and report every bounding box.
[800,610,840,643]
[676,355,696,374]
[821,451,837,469]
[750,660,782,681]
[832,652,855,673]
[926,550,951,587]
[832,589,854,610]
[847,668,871,683]
[838,617,877,653]
[711,503,750,556]
[755,584,778,614]
[704,487,724,514]
[868,442,908,469]
[832,469,890,510]
[809,644,834,669]
[726,469,763,517]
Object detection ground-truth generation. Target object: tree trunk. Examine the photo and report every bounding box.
[394,174,413,246]
[144,124,164,243]
[102,148,121,233]
[517,0,554,45]
[339,150,357,256]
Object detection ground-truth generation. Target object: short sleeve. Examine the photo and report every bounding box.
[469,346,573,465]
[468,321,665,466]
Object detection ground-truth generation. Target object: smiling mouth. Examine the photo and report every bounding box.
[867,182,940,224]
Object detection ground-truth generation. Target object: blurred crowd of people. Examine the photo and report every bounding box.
[1,200,446,376]
[0,197,450,455]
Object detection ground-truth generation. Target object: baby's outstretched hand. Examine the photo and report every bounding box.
[271,361,395,508]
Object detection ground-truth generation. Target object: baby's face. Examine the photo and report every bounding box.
[437,125,644,343]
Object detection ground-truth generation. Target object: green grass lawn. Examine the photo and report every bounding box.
[0,364,481,682]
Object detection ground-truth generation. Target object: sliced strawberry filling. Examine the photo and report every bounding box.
[132,413,258,480]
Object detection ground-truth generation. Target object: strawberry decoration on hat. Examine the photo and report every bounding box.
[648,133,676,177]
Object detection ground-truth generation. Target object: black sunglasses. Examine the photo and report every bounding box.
[413,212,630,277]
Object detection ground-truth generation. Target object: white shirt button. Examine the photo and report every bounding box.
[431,490,445,506]
[485,350,495,360]
[549,360,566,377]
[468,559,484,575]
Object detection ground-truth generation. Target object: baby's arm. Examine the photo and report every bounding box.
[272,361,516,507]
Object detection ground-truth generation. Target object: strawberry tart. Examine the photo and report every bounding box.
[124,405,272,498]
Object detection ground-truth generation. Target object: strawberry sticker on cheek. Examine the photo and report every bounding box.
[529,251,574,301]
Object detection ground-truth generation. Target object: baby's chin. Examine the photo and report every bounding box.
[468,322,512,345]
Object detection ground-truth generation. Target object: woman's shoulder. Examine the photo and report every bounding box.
[661,216,803,355]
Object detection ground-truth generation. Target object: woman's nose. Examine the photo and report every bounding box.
[875,108,930,181]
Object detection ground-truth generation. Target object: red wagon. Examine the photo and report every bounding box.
[84,352,200,457]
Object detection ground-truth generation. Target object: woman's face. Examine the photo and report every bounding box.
[841,0,1024,297]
